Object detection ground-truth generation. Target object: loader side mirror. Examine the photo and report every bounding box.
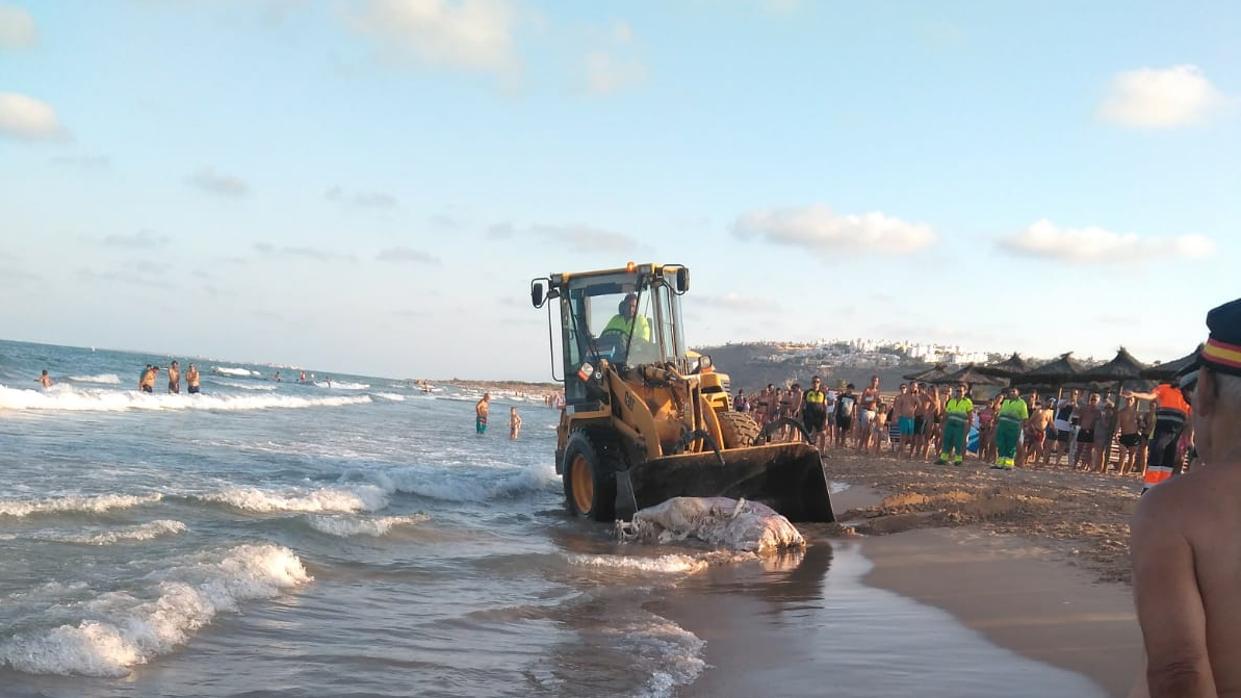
[531,280,547,308]
[675,267,690,294]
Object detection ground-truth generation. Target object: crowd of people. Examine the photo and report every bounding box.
[731,373,1195,477]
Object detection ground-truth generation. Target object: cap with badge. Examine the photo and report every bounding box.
[1177,298,1241,391]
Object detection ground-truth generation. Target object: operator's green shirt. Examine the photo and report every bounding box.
[602,314,652,342]
[944,397,974,422]
[998,398,1029,421]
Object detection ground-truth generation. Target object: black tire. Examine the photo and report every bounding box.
[561,430,622,521]
[716,411,760,449]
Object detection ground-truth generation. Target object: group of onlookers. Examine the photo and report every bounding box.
[732,375,1194,476]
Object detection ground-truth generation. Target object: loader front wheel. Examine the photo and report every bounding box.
[562,431,619,521]
[716,411,761,449]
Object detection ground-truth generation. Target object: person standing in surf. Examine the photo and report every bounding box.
[475,393,490,435]
[167,360,181,394]
[509,407,522,440]
[186,364,201,394]
[139,365,158,394]
[36,370,53,389]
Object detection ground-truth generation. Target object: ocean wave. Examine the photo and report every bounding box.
[212,366,259,377]
[198,485,389,514]
[304,513,428,537]
[0,544,311,677]
[314,381,369,390]
[39,520,187,545]
[211,379,277,391]
[372,392,405,401]
[619,619,707,698]
[356,464,557,503]
[0,384,371,412]
[565,553,708,575]
[66,374,121,385]
[0,493,163,518]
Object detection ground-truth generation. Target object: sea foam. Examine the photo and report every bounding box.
[0,384,371,412]
[29,520,187,545]
[212,366,259,377]
[314,381,369,390]
[356,464,557,503]
[212,379,277,391]
[372,392,405,401]
[66,374,121,385]
[304,513,429,537]
[0,544,311,677]
[0,493,163,518]
[566,553,708,575]
[199,485,389,513]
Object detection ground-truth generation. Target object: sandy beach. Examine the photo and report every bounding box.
[657,454,1145,696]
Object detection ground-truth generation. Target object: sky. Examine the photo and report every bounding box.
[1,0,1238,380]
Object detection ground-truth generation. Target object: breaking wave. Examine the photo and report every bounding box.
[315,381,369,390]
[27,520,187,545]
[565,553,708,575]
[304,513,429,537]
[212,379,277,391]
[212,366,259,377]
[0,544,311,677]
[620,619,707,698]
[0,493,163,518]
[0,384,371,412]
[352,464,557,503]
[197,485,389,514]
[372,392,405,401]
[66,374,121,385]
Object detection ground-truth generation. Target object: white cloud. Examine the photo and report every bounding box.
[350,0,518,77]
[188,167,249,197]
[583,50,645,95]
[0,3,37,49]
[0,92,67,141]
[997,220,1215,264]
[732,204,936,256]
[1098,65,1227,129]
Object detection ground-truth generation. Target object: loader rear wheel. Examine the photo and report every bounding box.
[562,431,620,521]
[716,411,760,449]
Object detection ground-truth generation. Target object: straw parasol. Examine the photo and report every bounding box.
[1080,347,1146,382]
[1141,346,1201,381]
[1016,352,1085,386]
[903,364,950,382]
[978,353,1029,379]
[936,363,1009,387]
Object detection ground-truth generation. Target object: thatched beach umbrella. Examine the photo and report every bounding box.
[979,353,1029,379]
[1141,346,1201,381]
[903,364,950,382]
[937,364,1009,387]
[1016,352,1085,387]
[1081,347,1146,382]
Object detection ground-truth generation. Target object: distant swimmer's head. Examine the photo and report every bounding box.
[41,369,48,376]
[171,360,179,368]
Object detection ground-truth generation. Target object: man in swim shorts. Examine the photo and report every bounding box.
[893,383,917,454]
[139,365,158,393]
[186,364,201,394]
[1115,395,1141,475]
[476,392,491,434]
[856,375,880,454]
[1021,399,1053,466]
[1073,393,1103,471]
[167,360,181,394]
[834,384,857,449]
[509,407,521,440]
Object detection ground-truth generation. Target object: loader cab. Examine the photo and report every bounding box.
[534,264,689,405]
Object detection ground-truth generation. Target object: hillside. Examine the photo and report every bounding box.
[695,342,938,392]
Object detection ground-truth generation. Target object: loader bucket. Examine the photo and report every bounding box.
[614,443,834,523]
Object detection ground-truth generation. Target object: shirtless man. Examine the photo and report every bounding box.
[1115,396,1141,475]
[138,365,158,393]
[186,364,201,394]
[892,384,918,454]
[856,375,880,454]
[910,383,931,460]
[167,360,181,394]
[1073,393,1103,470]
[1130,297,1241,697]
[1021,399,1054,467]
[834,384,857,449]
[918,385,942,461]
[509,407,522,440]
[475,393,490,435]
[36,369,53,389]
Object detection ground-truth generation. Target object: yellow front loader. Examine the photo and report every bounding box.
[530,262,834,523]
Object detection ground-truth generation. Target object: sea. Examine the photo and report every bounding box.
[0,339,1108,697]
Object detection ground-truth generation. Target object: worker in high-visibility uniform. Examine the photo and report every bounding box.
[937,384,973,465]
[992,387,1029,470]
[802,376,828,437]
[1126,378,1193,493]
[602,293,652,342]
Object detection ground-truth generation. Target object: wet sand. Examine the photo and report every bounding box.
[656,454,1144,696]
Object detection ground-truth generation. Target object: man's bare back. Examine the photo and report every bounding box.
[1133,465,1241,696]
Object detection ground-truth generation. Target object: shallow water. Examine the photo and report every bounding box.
[1,339,1105,696]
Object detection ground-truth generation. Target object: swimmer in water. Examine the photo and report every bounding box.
[186,363,201,394]
[510,407,522,440]
[476,392,490,435]
[36,369,53,389]
[167,360,181,394]
[139,365,158,394]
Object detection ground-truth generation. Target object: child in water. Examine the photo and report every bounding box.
[510,407,522,440]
